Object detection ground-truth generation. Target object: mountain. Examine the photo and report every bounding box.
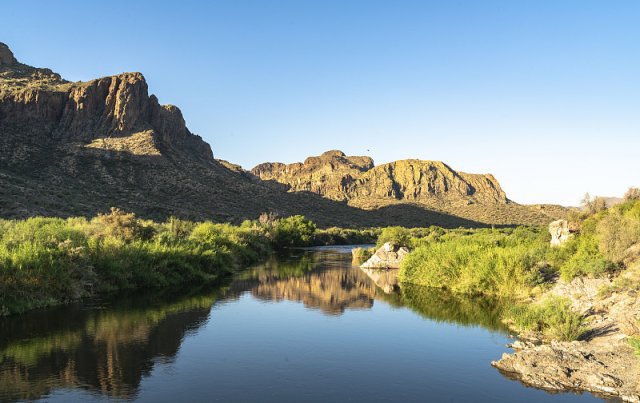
[252,150,507,205]
[0,42,565,227]
[252,150,567,224]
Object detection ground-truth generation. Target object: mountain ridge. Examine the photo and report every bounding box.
[251,150,508,205]
[0,42,566,227]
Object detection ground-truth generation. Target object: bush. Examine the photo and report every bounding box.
[313,227,378,245]
[629,336,640,357]
[581,193,607,215]
[597,201,640,264]
[377,226,412,248]
[507,296,587,341]
[270,215,316,248]
[559,233,615,280]
[399,228,547,298]
[0,210,275,316]
[91,207,153,241]
[625,187,640,201]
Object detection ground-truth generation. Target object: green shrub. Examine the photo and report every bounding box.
[597,201,640,263]
[0,211,275,316]
[507,296,587,341]
[270,215,316,248]
[629,336,640,357]
[399,228,547,298]
[91,207,152,241]
[377,226,412,248]
[559,233,615,281]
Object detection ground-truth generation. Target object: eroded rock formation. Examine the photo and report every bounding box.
[252,151,508,205]
[549,219,573,246]
[360,242,410,269]
[0,42,568,227]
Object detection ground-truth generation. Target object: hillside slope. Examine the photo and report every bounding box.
[0,42,564,227]
[252,150,566,225]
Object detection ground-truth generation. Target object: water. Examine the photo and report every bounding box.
[0,246,610,402]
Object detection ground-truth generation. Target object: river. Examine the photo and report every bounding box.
[0,246,610,402]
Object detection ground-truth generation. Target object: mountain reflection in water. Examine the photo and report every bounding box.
[0,247,510,402]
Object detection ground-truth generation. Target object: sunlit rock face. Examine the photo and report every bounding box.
[549,219,572,246]
[360,242,410,269]
[252,151,508,205]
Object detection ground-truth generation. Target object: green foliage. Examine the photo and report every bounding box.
[377,226,412,248]
[270,215,316,248]
[597,201,640,264]
[91,207,151,241]
[0,209,275,316]
[628,336,640,357]
[313,227,378,245]
[507,296,587,341]
[559,232,615,281]
[399,227,548,298]
[558,199,640,280]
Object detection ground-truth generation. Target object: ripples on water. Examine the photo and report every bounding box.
[0,246,607,402]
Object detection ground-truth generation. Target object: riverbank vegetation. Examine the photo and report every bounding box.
[399,197,640,300]
[0,209,366,316]
[506,296,587,341]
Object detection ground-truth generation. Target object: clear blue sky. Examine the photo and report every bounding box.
[2,0,638,205]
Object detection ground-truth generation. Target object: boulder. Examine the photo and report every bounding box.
[549,219,572,246]
[360,242,410,269]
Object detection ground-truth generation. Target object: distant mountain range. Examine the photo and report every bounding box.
[0,42,567,227]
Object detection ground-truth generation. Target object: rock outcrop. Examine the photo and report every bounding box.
[360,242,410,269]
[252,151,570,226]
[0,42,17,65]
[252,150,375,201]
[0,48,212,165]
[494,263,640,401]
[252,152,508,204]
[549,219,573,246]
[0,42,568,227]
[494,340,640,402]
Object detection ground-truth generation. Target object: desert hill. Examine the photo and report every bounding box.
[0,42,565,227]
[252,150,567,225]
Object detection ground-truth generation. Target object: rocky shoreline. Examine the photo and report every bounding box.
[493,274,640,401]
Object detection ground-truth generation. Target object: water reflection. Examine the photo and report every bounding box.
[0,248,512,402]
[0,288,224,401]
[231,252,377,315]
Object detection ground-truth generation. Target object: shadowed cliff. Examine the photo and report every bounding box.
[0,42,565,227]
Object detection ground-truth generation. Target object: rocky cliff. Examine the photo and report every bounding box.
[0,43,211,166]
[0,42,565,227]
[252,151,507,205]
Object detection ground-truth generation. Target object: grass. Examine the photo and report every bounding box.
[629,337,640,357]
[0,210,327,316]
[399,200,640,298]
[399,227,549,298]
[507,296,587,341]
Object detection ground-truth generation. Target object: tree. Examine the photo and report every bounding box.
[624,187,640,201]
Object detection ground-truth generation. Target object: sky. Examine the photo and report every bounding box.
[2,0,638,206]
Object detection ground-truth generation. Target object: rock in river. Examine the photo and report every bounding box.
[360,242,410,269]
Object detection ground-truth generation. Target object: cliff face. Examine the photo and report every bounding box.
[251,152,508,205]
[252,150,374,201]
[0,42,565,227]
[0,43,211,166]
